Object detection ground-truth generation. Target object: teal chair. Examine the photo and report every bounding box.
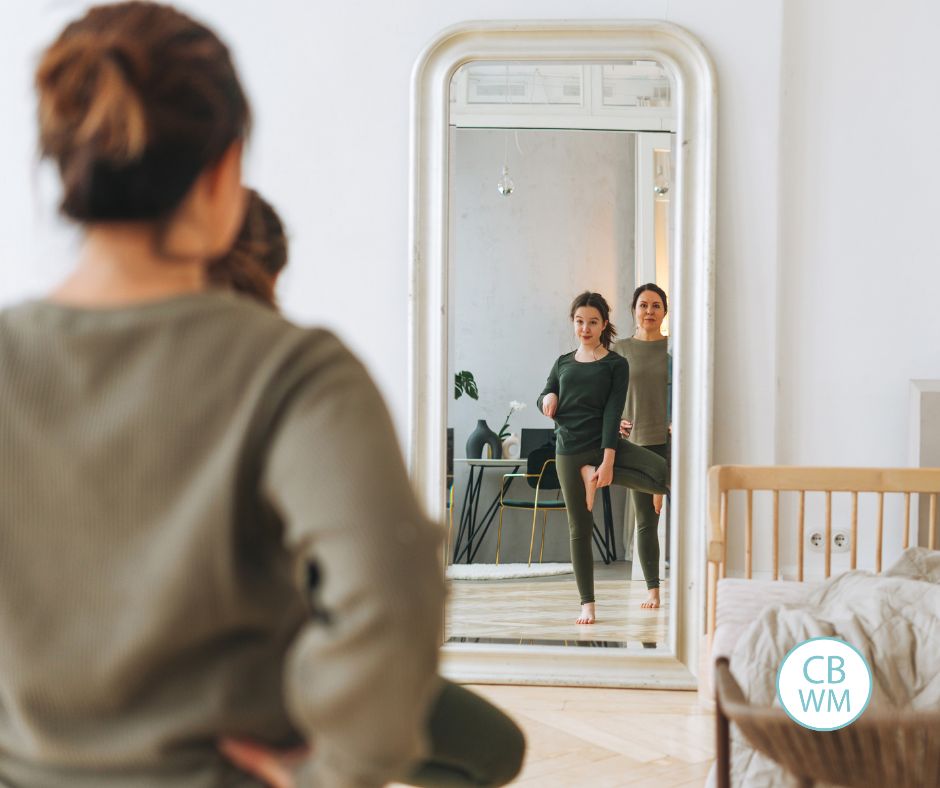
[495,445,567,565]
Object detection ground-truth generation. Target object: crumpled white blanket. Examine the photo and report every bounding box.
[725,547,940,788]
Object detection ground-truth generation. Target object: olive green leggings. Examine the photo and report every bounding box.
[555,441,669,604]
[630,443,669,590]
[408,680,525,787]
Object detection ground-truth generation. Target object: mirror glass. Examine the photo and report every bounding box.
[444,60,676,650]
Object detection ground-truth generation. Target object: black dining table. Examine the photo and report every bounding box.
[450,457,616,564]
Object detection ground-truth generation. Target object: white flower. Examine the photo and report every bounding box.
[510,400,526,412]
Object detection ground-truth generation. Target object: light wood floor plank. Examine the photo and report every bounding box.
[446,561,670,645]
[465,683,715,787]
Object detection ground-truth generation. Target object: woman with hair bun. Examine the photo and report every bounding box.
[538,291,669,625]
[0,3,522,787]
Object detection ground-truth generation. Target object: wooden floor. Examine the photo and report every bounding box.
[466,683,714,787]
[437,559,710,785]
[446,561,669,647]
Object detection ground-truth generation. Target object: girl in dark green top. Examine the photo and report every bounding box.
[538,292,670,625]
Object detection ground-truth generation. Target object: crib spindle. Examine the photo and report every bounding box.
[851,492,858,570]
[798,491,805,582]
[930,493,937,550]
[720,490,728,580]
[903,492,911,551]
[772,490,779,581]
[825,491,832,579]
[745,489,753,579]
[876,492,885,572]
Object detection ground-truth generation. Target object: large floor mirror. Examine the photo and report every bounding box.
[409,22,716,687]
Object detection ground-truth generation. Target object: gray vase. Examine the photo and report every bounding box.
[465,419,502,459]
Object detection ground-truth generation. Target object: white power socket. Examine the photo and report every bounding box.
[808,530,851,553]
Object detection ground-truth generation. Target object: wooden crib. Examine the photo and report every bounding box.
[705,465,940,787]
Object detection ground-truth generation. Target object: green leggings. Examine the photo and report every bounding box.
[408,679,525,786]
[630,443,669,590]
[555,440,669,604]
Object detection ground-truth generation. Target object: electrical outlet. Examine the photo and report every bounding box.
[832,531,850,553]
[808,531,823,551]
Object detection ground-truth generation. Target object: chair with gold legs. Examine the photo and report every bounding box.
[495,445,567,565]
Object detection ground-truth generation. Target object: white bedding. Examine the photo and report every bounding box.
[725,547,940,787]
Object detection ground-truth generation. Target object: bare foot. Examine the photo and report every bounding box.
[653,494,663,515]
[576,602,596,624]
[640,588,661,609]
[580,465,598,512]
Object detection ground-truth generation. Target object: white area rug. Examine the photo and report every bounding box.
[446,562,574,580]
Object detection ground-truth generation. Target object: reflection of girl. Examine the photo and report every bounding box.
[0,4,523,787]
[538,292,669,625]
[613,284,671,609]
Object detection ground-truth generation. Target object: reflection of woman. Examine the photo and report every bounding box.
[208,190,527,788]
[613,284,671,609]
[0,4,523,787]
[538,292,669,625]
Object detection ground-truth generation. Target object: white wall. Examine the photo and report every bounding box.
[777,0,940,468]
[763,0,940,574]
[3,1,935,572]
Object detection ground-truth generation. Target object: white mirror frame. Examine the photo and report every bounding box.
[408,20,716,688]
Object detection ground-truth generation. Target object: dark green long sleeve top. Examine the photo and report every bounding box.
[536,351,629,454]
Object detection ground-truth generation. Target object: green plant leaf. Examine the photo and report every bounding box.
[454,370,479,400]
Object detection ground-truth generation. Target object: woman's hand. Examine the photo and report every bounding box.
[619,419,633,438]
[219,738,310,788]
[591,462,614,488]
[541,393,558,419]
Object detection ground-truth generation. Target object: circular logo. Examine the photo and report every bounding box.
[776,637,872,731]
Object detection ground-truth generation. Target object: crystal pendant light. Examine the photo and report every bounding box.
[496,65,515,197]
[497,164,514,196]
[653,151,671,200]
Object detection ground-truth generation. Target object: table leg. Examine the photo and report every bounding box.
[454,465,483,563]
[468,465,521,563]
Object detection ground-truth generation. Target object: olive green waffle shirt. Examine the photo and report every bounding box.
[0,292,445,788]
[612,337,670,446]
[536,351,628,454]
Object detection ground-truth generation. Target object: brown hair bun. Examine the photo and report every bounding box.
[35,1,250,222]
[37,31,149,166]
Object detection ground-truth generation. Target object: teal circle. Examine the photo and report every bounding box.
[775,636,873,731]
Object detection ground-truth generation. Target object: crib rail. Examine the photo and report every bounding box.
[706,466,940,639]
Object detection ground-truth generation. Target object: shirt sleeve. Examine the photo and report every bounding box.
[260,333,445,787]
[536,358,560,414]
[601,356,629,450]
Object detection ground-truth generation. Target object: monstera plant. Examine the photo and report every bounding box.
[454,370,479,400]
